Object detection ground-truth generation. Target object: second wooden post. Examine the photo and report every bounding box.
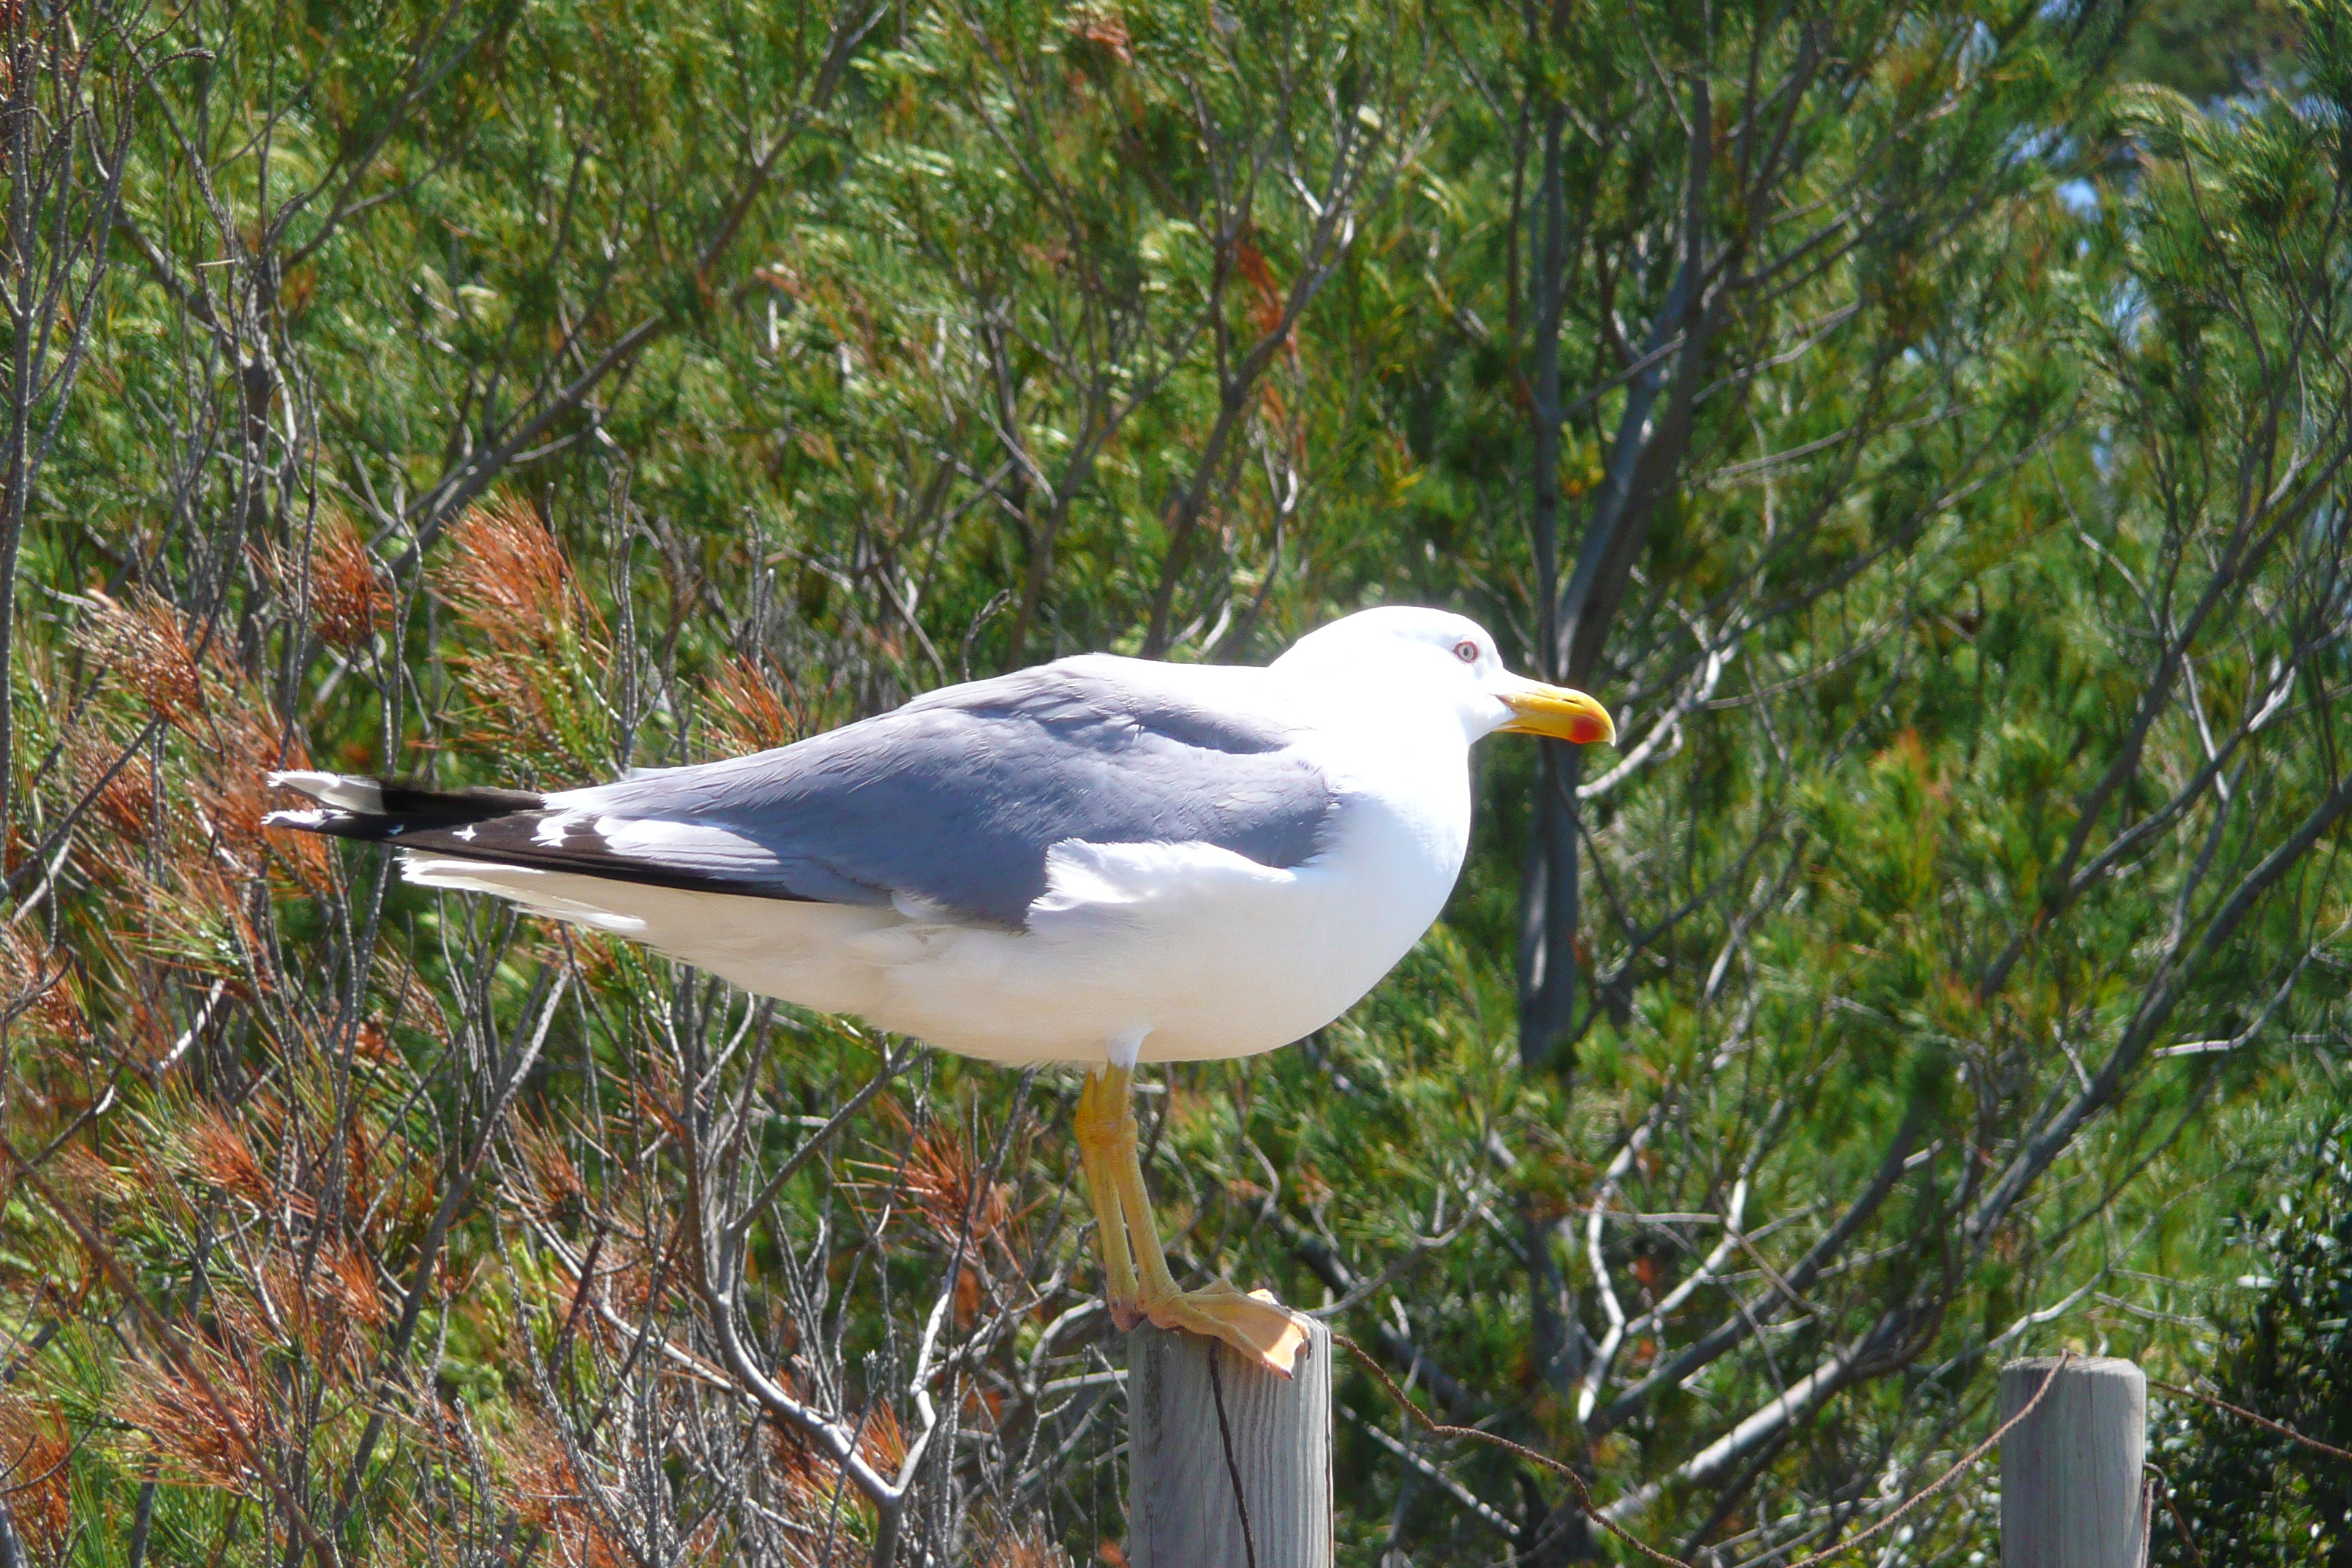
[1999,1355,2146,1568]
[1127,1320,1333,1568]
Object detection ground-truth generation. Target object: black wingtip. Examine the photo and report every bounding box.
[263,772,549,842]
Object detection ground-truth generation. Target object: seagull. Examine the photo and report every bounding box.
[265,606,1612,1373]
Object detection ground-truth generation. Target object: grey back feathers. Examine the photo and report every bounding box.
[274,655,1338,929]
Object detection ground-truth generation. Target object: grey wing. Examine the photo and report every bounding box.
[307,657,1338,930]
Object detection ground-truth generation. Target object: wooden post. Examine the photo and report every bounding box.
[1127,1321,1333,1568]
[1999,1356,2146,1568]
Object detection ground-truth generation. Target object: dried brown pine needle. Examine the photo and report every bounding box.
[53,1142,129,1206]
[861,1398,907,1474]
[627,1072,687,1141]
[859,1098,1018,1254]
[704,653,801,754]
[67,730,156,853]
[426,495,615,768]
[140,862,270,989]
[372,951,453,1047]
[320,1241,389,1329]
[82,590,203,724]
[513,1115,588,1225]
[304,508,382,651]
[111,1356,265,1493]
[0,1396,70,1559]
[433,495,578,649]
[333,1113,384,1235]
[981,1518,1074,1568]
[1068,7,1131,64]
[764,1385,890,1539]
[203,701,325,882]
[195,767,273,874]
[350,1019,394,1064]
[0,930,86,1046]
[510,1411,631,1568]
[555,927,637,993]
[181,1104,271,1210]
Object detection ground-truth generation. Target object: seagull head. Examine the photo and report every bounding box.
[1272,606,1616,747]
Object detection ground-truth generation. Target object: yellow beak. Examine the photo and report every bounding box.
[1498,681,1616,745]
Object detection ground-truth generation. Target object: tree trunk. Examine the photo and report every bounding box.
[1516,94,1575,1078]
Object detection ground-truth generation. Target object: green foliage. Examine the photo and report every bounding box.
[2152,1129,2352,1567]
[1,0,2350,1562]
[2118,0,2305,102]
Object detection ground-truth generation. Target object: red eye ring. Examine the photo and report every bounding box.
[1454,639,1480,663]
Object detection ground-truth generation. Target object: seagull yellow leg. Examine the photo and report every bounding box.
[1074,1067,1141,1322]
[1075,1063,1311,1377]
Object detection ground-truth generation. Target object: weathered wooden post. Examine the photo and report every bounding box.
[1999,1356,2146,1568]
[1127,1321,1333,1568]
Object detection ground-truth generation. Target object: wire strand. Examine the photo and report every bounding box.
[2150,1377,2352,1465]
[2143,1463,2208,1568]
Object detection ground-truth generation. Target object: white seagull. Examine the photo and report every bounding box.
[265,606,1613,1373]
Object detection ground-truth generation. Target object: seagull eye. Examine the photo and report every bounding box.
[1454,640,1480,664]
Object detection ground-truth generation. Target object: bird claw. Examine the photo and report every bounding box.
[1132,1280,1312,1378]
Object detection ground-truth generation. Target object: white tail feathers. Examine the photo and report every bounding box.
[264,771,384,813]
